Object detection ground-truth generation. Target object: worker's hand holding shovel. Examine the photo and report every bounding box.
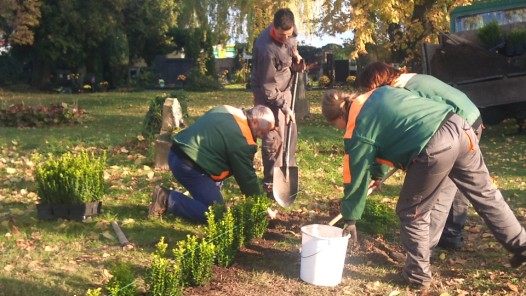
[368,179,383,194]
[343,220,358,244]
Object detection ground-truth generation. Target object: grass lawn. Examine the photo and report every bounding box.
[1,85,525,295]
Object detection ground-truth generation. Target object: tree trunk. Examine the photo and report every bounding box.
[30,58,52,89]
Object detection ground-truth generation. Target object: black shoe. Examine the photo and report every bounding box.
[510,254,526,268]
[389,251,406,264]
[437,236,464,250]
[388,272,430,293]
[148,185,170,218]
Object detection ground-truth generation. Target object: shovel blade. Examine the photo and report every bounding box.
[272,166,298,207]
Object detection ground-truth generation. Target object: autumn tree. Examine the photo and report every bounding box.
[317,0,473,69]
[0,0,41,46]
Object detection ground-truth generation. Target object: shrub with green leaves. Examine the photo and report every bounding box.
[185,69,223,92]
[231,196,270,246]
[231,200,247,248]
[148,237,184,296]
[142,91,188,137]
[173,235,215,287]
[246,196,271,240]
[359,199,398,235]
[205,205,237,267]
[105,262,136,296]
[34,150,106,204]
[477,21,505,49]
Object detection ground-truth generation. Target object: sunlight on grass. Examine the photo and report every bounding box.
[1,89,525,295]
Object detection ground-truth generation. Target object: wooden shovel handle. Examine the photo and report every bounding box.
[329,168,398,226]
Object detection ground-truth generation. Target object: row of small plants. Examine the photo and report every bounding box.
[85,196,271,295]
[0,102,85,127]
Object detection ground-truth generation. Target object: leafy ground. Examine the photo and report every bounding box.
[0,86,525,296]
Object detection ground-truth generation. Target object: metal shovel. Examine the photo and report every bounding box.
[273,72,299,207]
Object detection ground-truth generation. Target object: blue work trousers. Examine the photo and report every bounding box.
[166,149,223,223]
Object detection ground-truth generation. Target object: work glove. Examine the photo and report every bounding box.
[342,220,357,244]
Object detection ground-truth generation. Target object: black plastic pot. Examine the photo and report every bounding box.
[36,201,102,221]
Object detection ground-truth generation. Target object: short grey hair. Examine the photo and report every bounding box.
[251,105,275,131]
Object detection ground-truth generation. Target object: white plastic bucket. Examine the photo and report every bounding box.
[300,224,350,286]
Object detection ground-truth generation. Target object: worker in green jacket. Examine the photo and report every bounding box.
[358,62,484,250]
[322,86,526,290]
[148,105,275,223]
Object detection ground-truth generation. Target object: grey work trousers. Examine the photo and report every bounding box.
[396,114,526,286]
[259,94,297,186]
[439,121,483,244]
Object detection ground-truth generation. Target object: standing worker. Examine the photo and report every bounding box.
[358,61,484,250]
[321,87,526,292]
[148,105,275,223]
[251,8,304,197]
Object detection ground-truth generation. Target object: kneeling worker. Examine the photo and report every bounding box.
[149,104,275,223]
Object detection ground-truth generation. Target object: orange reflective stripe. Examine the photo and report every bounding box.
[344,91,372,139]
[375,158,394,167]
[392,73,416,88]
[343,154,351,183]
[225,105,257,146]
[211,171,230,181]
[464,131,475,152]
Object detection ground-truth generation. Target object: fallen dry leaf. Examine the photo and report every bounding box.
[12,225,20,234]
[44,245,58,252]
[4,264,14,272]
[507,282,518,292]
[121,218,135,226]
[267,208,278,219]
[102,231,115,240]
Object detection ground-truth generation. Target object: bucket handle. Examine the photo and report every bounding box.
[301,239,333,259]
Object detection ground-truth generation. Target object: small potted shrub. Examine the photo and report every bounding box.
[34,150,107,220]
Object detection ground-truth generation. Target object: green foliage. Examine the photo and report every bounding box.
[105,262,136,296]
[507,29,524,45]
[246,196,271,239]
[148,237,184,296]
[231,196,271,246]
[185,69,223,92]
[105,29,130,88]
[231,67,249,84]
[0,103,85,128]
[173,235,215,287]
[131,70,158,90]
[205,205,237,267]
[142,91,189,137]
[231,200,247,248]
[0,55,23,85]
[477,21,505,49]
[34,150,107,204]
[359,199,398,235]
